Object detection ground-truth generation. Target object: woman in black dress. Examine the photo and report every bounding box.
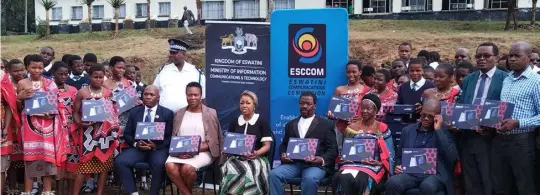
[220,90,273,195]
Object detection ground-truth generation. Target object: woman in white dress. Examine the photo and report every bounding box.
[165,82,222,195]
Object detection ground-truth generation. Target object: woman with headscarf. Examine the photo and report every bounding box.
[332,94,395,195]
[220,90,273,195]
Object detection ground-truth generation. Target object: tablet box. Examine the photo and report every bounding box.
[383,104,415,115]
[24,91,58,115]
[402,148,437,174]
[114,87,138,113]
[328,96,354,120]
[82,99,113,122]
[222,132,256,156]
[451,104,482,130]
[169,136,201,156]
[286,138,319,160]
[479,100,515,129]
[135,122,165,140]
[342,138,376,162]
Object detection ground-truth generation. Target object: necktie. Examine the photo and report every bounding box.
[412,82,418,91]
[144,109,152,122]
[475,74,488,104]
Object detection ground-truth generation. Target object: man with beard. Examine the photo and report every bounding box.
[153,38,204,113]
[494,41,539,195]
[269,91,337,195]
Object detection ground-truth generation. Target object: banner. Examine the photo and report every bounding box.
[205,21,271,139]
[270,9,349,166]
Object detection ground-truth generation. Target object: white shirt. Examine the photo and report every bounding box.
[298,115,315,138]
[473,66,496,104]
[153,62,206,112]
[429,62,439,70]
[532,65,540,73]
[44,62,53,72]
[69,72,86,81]
[409,77,426,91]
[142,105,158,123]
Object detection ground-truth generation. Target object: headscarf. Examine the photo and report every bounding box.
[362,93,381,112]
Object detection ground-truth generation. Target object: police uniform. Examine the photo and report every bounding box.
[153,39,205,113]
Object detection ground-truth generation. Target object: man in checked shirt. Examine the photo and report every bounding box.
[494,41,539,195]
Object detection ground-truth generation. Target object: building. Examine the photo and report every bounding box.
[35,0,539,29]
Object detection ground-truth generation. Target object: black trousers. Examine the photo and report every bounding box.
[460,132,493,195]
[492,131,537,195]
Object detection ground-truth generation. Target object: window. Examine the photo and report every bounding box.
[92,5,104,19]
[442,0,473,10]
[71,6,83,20]
[233,0,260,19]
[118,4,126,18]
[52,7,62,21]
[159,2,171,16]
[363,0,392,13]
[485,0,508,9]
[274,0,295,10]
[202,1,225,19]
[401,0,432,12]
[136,3,148,17]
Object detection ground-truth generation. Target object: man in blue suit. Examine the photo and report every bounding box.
[385,99,458,195]
[458,42,506,195]
[114,85,174,195]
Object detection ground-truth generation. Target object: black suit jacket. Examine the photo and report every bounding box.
[279,116,338,172]
[123,105,174,150]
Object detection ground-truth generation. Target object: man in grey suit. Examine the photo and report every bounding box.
[181,6,195,35]
[458,42,506,195]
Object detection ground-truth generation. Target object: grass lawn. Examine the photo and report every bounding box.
[2,19,539,84]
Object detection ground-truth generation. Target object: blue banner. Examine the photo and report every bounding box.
[270,9,349,166]
[205,21,271,139]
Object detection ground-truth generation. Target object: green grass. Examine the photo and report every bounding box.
[2,20,537,45]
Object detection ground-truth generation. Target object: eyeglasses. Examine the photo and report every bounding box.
[531,59,539,62]
[475,54,494,59]
[420,112,435,119]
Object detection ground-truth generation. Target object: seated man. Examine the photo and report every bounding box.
[269,91,338,195]
[385,99,458,195]
[114,85,174,195]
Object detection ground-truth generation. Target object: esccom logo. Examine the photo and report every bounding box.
[288,24,326,78]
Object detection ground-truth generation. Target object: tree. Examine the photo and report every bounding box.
[81,0,95,33]
[39,0,56,35]
[532,0,537,25]
[266,0,273,22]
[1,0,36,35]
[146,0,151,29]
[504,0,518,30]
[196,0,202,25]
[108,0,124,36]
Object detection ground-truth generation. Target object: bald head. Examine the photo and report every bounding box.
[511,41,533,54]
[142,85,160,107]
[455,48,470,64]
[422,99,441,115]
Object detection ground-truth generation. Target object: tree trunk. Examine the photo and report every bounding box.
[115,8,119,36]
[504,0,515,30]
[532,0,538,25]
[146,0,151,30]
[196,0,201,25]
[266,0,273,22]
[512,4,517,30]
[45,9,50,35]
[88,4,93,33]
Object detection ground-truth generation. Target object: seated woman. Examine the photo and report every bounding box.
[422,63,460,103]
[220,90,272,195]
[332,94,395,195]
[165,82,222,195]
